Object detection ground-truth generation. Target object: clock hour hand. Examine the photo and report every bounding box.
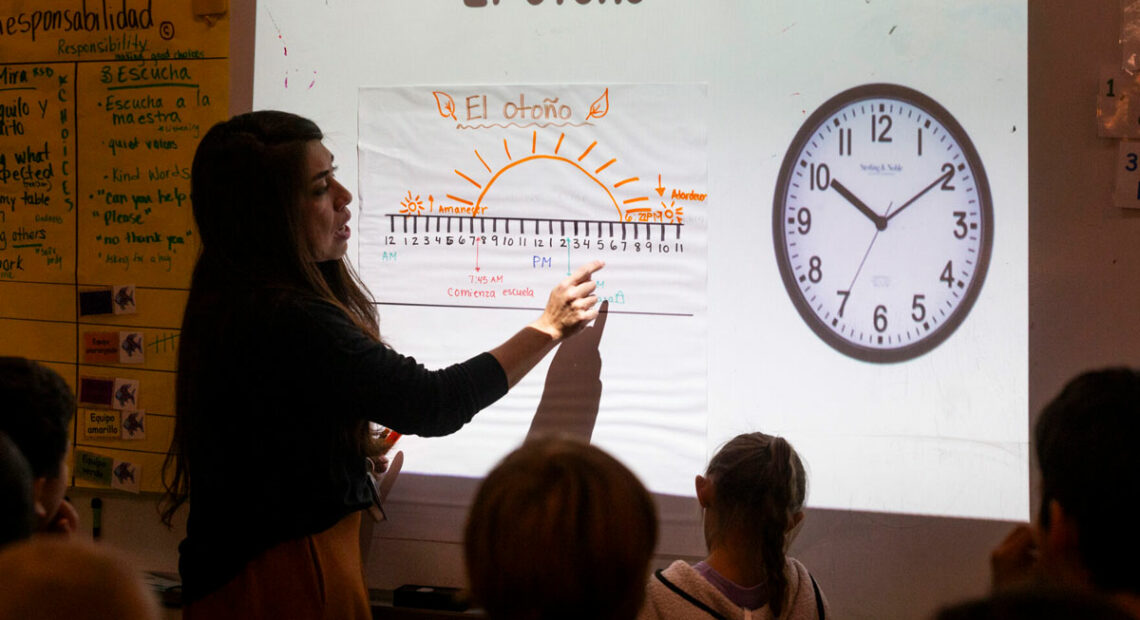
[884,168,954,223]
[830,179,887,231]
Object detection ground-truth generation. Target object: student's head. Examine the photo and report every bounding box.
[698,432,807,617]
[0,430,35,548]
[464,436,658,620]
[0,538,159,620]
[1034,368,1140,595]
[0,357,75,530]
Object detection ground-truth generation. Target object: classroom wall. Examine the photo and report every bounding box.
[70,2,1139,619]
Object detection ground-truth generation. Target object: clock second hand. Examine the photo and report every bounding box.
[840,202,892,318]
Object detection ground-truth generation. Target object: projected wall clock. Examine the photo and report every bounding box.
[773,83,993,363]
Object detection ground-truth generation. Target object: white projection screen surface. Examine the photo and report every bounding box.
[253,1,1028,522]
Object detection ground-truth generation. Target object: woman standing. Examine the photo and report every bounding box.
[162,111,603,619]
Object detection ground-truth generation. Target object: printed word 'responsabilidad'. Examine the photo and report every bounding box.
[0,0,155,42]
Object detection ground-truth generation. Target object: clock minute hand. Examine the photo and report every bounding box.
[830,179,887,231]
[884,168,954,223]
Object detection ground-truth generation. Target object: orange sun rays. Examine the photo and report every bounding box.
[453,132,647,220]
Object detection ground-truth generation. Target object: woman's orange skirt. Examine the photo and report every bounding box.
[183,511,371,620]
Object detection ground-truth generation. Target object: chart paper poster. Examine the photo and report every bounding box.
[0,0,229,493]
[358,84,708,495]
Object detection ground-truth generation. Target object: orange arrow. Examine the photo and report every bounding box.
[656,174,665,197]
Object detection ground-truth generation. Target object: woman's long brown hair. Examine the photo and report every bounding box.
[160,111,379,526]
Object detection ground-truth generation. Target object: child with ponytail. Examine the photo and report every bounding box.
[639,432,828,620]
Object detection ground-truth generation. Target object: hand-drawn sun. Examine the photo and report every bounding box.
[445,130,651,221]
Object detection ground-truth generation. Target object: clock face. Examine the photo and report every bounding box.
[773,84,993,363]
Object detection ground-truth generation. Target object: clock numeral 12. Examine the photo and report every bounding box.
[872,114,893,143]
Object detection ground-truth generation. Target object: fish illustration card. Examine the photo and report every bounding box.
[118,332,145,364]
[120,410,146,441]
[112,285,137,315]
[111,460,141,494]
[111,378,140,411]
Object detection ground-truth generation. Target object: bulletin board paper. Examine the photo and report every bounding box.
[0,0,229,494]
